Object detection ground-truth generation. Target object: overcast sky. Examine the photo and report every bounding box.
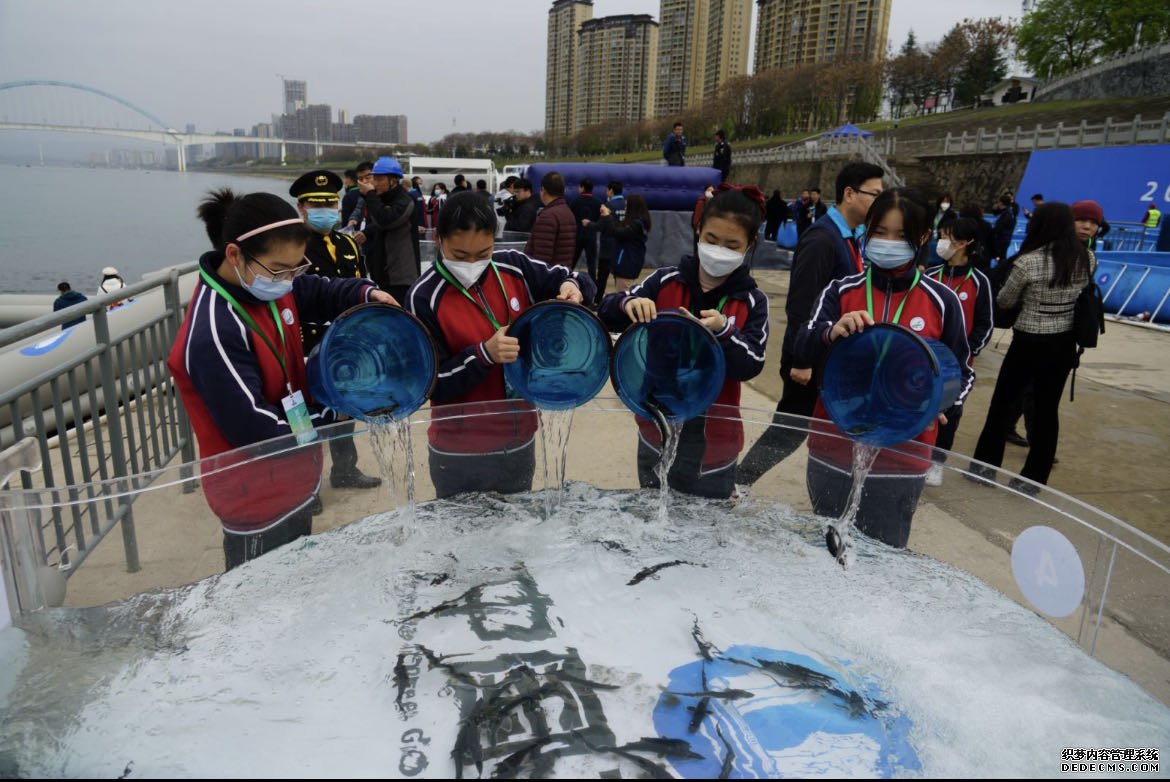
[0,0,1025,144]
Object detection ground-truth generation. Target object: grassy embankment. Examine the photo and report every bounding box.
[197,95,1170,176]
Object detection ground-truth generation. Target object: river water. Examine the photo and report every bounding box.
[0,165,295,295]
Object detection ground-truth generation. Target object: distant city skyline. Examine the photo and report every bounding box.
[0,0,1025,152]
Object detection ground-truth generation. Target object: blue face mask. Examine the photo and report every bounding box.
[236,264,293,302]
[864,237,917,269]
[307,208,339,233]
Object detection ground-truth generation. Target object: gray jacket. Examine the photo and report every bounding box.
[364,186,418,288]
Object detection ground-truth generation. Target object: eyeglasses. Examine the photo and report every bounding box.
[244,250,313,282]
[855,188,882,199]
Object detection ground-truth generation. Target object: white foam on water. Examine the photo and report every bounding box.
[0,486,1166,778]
[538,408,574,517]
[367,415,416,516]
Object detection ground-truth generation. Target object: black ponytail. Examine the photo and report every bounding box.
[197,187,310,254]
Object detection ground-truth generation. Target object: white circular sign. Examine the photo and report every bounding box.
[959,291,969,301]
[281,308,295,325]
[510,296,521,312]
[909,316,925,332]
[1010,525,1085,618]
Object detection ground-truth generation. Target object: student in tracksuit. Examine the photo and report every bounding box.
[922,216,994,486]
[599,187,769,499]
[795,188,973,548]
[167,189,396,570]
[406,191,596,498]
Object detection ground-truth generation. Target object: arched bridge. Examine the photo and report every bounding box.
[0,81,399,170]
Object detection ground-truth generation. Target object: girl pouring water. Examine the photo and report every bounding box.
[406,191,596,498]
[598,187,769,500]
[794,188,972,548]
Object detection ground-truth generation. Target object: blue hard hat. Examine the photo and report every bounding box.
[371,156,404,177]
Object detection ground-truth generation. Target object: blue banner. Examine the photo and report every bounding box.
[1016,144,1170,223]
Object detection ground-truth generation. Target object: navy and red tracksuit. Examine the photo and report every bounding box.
[795,265,972,546]
[599,255,769,498]
[406,249,595,494]
[924,261,994,458]
[168,251,376,537]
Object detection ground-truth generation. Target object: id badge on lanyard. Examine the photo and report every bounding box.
[282,389,318,445]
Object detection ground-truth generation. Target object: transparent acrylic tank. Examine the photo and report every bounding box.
[1,400,1167,778]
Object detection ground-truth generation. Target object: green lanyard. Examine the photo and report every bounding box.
[199,268,291,390]
[865,266,921,325]
[433,259,511,330]
[934,266,973,293]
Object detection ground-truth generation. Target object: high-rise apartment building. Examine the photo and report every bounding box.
[702,0,753,100]
[546,0,594,138]
[575,15,659,130]
[282,79,307,115]
[654,0,752,117]
[753,0,891,74]
[352,114,408,145]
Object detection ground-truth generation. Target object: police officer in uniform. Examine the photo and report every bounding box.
[290,169,382,490]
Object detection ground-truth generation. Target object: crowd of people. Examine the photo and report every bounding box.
[165,144,1119,571]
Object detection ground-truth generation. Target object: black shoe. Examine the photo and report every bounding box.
[964,463,997,485]
[1006,430,1029,447]
[1007,477,1042,497]
[308,495,324,515]
[330,470,383,489]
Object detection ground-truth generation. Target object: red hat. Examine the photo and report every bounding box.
[1071,200,1103,224]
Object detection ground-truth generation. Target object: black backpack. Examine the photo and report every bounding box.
[1069,280,1105,401]
[1073,280,1105,350]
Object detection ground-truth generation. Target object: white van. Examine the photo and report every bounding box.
[501,164,528,182]
[404,156,498,193]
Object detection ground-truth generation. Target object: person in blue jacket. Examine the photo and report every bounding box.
[599,187,769,499]
[53,282,88,328]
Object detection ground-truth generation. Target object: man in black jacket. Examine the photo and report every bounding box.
[570,177,602,280]
[738,161,885,484]
[290,168,382,492]
[357,157,418,302]
[504,179,540,233]
[713,129,732,182]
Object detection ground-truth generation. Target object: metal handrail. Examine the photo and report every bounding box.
[0,262,198,579]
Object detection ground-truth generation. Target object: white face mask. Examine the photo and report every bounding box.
[936,239,958,260]
[697,242,745,277]
[864,237,917,269]
[443,258,491,288]
[940,202,951,211]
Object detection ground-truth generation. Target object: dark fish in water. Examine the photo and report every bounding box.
[726,655,879,719]
[490,736,554,779]
[393,652,410,708]
[452,718,483,780]
[597,539,632,554]
[716,724,736,779]
[729,656,838,693]
[668,688,754,700]
[415,645,479,688]
[645,397,671,442]
[687,696,711,733]
[396,595,465,624]
[691,618,719,661]
[628,560,693,586]
[620,737,704,760]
